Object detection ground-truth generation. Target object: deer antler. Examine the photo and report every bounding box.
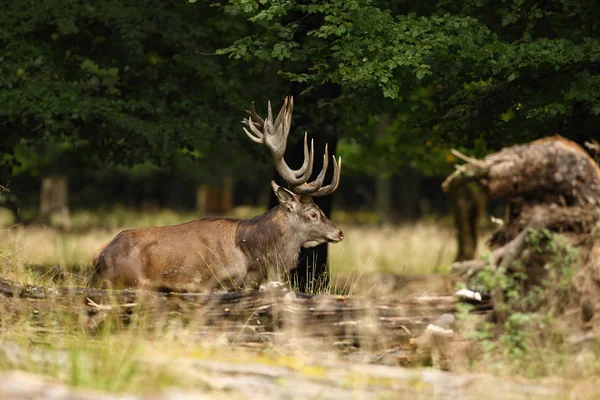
[242,96,341,197]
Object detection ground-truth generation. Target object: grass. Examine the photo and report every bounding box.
[0,300,397,396]
[0,207,599,397]
[0,206,464,395]
[0,207,458,291]
[329,222,456,277]
[0,331,182,394]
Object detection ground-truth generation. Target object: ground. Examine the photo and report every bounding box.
[0,208,598,399]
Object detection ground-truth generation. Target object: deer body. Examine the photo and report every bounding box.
[95,200,341,290]
[93,96,344,291]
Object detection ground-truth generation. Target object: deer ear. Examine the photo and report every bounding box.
[272,181,296,210]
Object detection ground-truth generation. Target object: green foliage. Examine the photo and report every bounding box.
[0,0,277,180]
[217,0,600,174]
[463,229,579,376]
[3,0,599,180]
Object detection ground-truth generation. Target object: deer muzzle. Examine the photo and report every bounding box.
[326,229,344,243]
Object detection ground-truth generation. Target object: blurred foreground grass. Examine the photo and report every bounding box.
[0,207,458,289]
[0,311,349,396]
[1,207,599,397]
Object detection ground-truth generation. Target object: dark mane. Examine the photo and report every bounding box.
[235,206,284,258]
[237,206,279,227]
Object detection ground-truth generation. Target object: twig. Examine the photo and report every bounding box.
[398,324,411,337]
[450,149,487,168]
[453,164,467,173]
[86,298,137,310]
[86,298,112,310]
[584,139,599,153]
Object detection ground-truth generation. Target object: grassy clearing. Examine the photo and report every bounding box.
[0,207,459,290]
[329,222,456,277]
[0,206,464,394]
[0,208,599,396]
[0,304,388,396]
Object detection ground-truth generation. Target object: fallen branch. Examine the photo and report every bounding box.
[443,136,600,207]
[0,277,492,367]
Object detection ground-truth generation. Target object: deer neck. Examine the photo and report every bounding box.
[235,206,302,271]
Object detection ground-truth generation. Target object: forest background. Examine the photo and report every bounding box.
[1,0,599,288]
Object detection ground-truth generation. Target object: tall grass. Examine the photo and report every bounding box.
[329,222,456,277]
[0,207,459,290]
[1,208,599,396]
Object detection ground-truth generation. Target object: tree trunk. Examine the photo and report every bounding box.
[0,187,21,224]
[376,174,393,224]
[394,167,422,222]
[40,175,70,230]
[221,176,234,213]
[451,183,486,261]
[196,185,217,215]
[0,276,492,367]
[375,116,394,224]
[196,177,234,216]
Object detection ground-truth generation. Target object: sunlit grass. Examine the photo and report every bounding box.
[330,223,457,277]
[0,208,599,396]
[0,207,460,291]
[0,302,363,396]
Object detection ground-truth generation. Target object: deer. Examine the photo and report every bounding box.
[91,96,344,292]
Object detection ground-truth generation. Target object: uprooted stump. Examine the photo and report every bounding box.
[444,135,600,334]
[0,277,491,369]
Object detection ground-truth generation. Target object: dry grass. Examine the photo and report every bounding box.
[0,208,599,397]
[329,223,456,277]
[0,207,460,290]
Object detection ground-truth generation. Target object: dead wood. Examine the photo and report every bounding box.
[0,276,491,367]
[443,135,600,206]
[443,135,600,333]
[489,204,599,247]
[451,183,487,261]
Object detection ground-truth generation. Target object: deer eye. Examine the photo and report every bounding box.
[309,211,318,219]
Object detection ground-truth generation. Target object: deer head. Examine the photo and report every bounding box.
[242,96,344,247]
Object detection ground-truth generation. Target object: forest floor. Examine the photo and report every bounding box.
[0,208,597,399]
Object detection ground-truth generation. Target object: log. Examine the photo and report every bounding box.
[443,135,600,331]
[443,135,600,206]
[0,277,491,366]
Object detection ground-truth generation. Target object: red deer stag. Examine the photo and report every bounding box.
[92,96,343,291]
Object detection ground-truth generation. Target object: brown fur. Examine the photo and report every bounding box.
[93,190,343,292]
[91,241,110,270]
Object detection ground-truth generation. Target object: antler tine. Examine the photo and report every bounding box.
[242,96,339,191]
[245,102,264,126]
[272,96,290,132]
[309,155,342,197]
[266,100,274,130]
[272,136,314,185]
[292,143,330,195]
[295,133,314,180]
[242,116,264,143]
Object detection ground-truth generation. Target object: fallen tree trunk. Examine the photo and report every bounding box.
[443,135,600,205]
[0,277,491,368]
[443,135,600,330]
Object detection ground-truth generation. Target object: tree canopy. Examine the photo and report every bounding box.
[219,0,600,173]
[1,0,598,180]
[0,0,280,181]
